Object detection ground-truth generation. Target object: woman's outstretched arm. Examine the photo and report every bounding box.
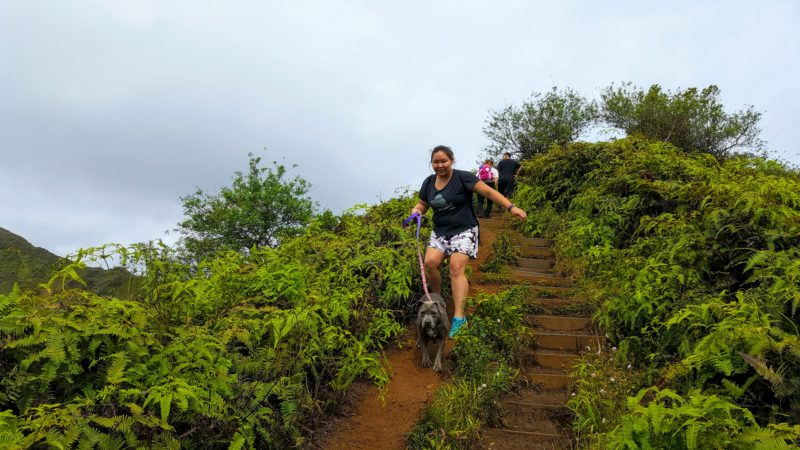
[472,181,527,220]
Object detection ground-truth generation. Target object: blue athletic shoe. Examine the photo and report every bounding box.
[449,317,467,339]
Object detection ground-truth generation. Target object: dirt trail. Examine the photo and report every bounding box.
[319,217,504,449]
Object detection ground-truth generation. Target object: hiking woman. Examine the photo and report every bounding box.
[409,145,527,338]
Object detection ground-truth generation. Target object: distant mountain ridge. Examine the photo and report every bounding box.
[0,226,137,297]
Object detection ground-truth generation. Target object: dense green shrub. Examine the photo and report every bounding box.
[0,196,427,448]
[517,137,800,448]
[478,231,520,274]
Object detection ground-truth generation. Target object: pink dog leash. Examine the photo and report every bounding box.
[402,212,433,302]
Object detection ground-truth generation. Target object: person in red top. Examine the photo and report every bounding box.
[475,159,499,218]
[409,145,527,338]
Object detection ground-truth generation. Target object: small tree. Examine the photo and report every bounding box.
[600,83,764,158]
[176,153,316,259]
[483,87,598,160]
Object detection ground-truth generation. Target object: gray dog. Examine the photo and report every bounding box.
[416,293,449,372]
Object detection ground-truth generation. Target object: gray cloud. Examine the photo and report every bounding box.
[1,0,798,256]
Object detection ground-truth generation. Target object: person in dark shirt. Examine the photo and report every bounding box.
[496,152,522,198]
[409,145,527,338]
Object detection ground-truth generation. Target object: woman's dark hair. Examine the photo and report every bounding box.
[430,145,454,162]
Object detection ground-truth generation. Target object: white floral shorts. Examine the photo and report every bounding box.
[428,226,480,259]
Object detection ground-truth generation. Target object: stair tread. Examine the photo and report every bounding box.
[505,388,569,405]
[528,315,592,331]
[527,348,580,357]
[481,428,572,450]
[528,366,571,376]
[535,329,597,336]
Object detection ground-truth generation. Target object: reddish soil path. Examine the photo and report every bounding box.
[318,217,505,449]
[323,333,445,450]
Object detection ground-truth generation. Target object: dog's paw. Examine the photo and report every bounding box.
[422,356,432,368]
[433,362,442,372]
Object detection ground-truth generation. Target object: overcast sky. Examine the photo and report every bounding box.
[1,0,798,257]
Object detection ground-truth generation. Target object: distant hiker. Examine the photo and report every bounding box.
[409,145,527,339]
[496,152,522,198]
[475,159,499,218]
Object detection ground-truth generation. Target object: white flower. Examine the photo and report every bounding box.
[602,417,607,423]
[612,346,617,351]
[599,388,605,394]
[497,319,501,323]
[590,372,596,378]
[610,377,615,382]
[627,364,632,369]
[571,392,576,397]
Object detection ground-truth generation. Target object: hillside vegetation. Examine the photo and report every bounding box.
[0,199,427,448]
[513,137,800,448]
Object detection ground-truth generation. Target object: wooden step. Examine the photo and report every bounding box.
[520,247,554,258]
[518,257,555,269]
[481,428,573,449]
[527,367,572,390]
[526,285,573,294]
[519,237,552,247]
[504,388,569,407]
[515,268,559,275]
[510,270,571,285]
[496,401,567,435]
[526,349,579,371]
[529,315,593,331]
[535,332,599,352]
[527,297,580,306]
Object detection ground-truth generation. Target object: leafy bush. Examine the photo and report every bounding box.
[478,231,520,274]
[514,137,800,448]
[0,195,427,448]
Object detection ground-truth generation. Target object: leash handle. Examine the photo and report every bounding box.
[402,211,420,231]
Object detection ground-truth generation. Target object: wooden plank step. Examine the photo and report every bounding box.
[510,270,571,285]
[526,285,573,294]
[525,349,579,370]
[503,388,569,406]
[519,237,552,247]
[529,315,592,331]
[515,268,559,275]
[535,332,599,352]
[481,428,573,449]
[527,368,572,390]
[527,297,579,305]
[496,402,566,435]
[520,247,554,258]
[518,257,555,269]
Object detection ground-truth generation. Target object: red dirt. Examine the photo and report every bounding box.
[318,217,506,449]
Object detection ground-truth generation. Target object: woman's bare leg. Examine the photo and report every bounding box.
[448,252,471,318]
[423,247,446,294]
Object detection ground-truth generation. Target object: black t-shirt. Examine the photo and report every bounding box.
[497,159,521,180]
[420,170,479,236]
